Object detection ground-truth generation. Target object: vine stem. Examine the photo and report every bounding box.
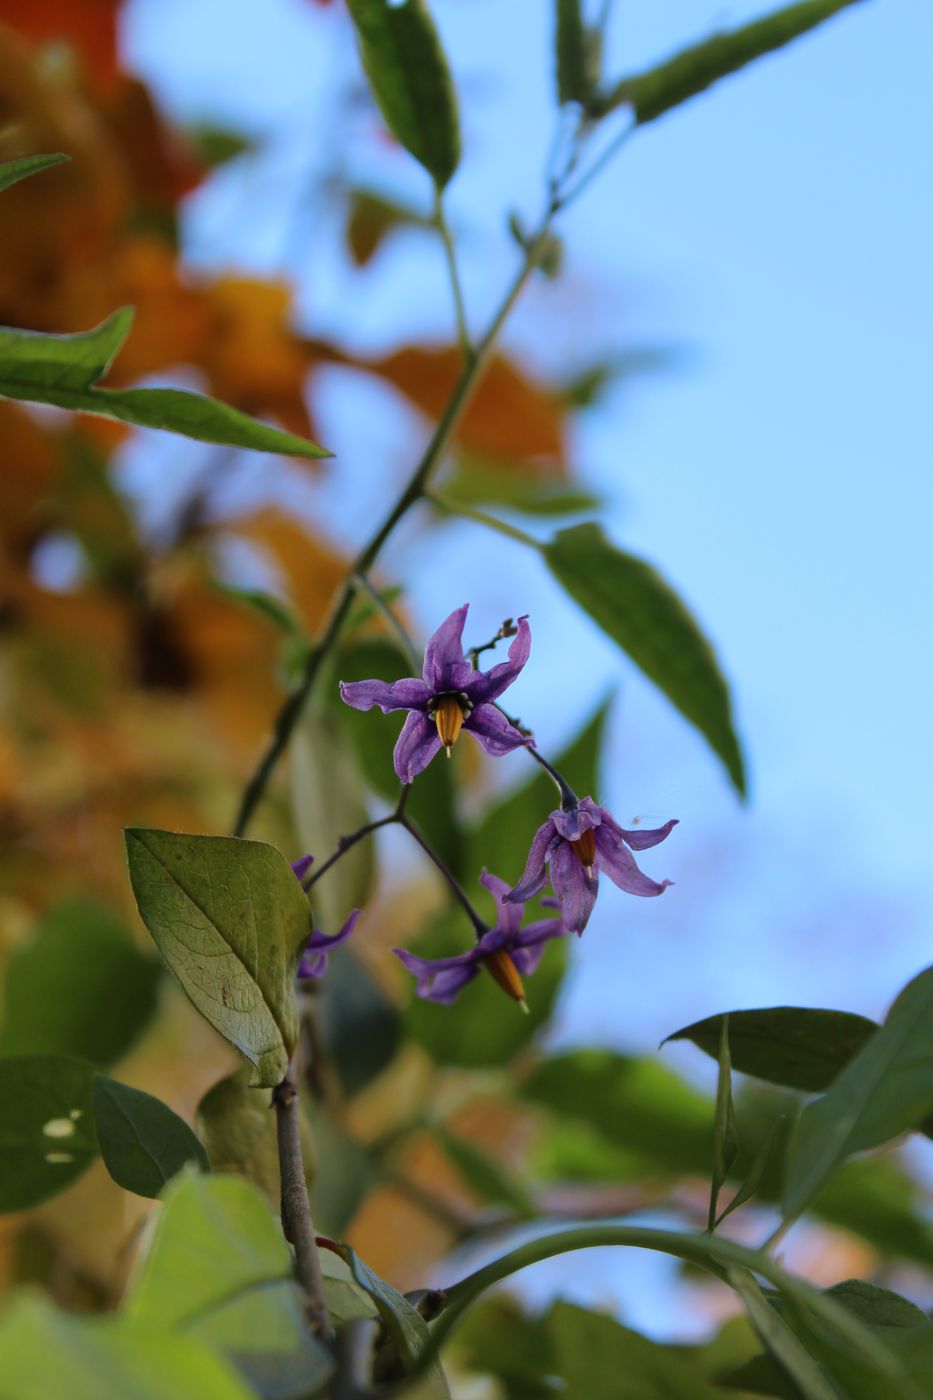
[272,1062,333,1344]
[233,216,557,838]
[399,813,488,937]
[434,185,472,361]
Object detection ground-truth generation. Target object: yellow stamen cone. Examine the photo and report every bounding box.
[485,948,527,1006]
[571,828,597,872]
[434,695,465,753]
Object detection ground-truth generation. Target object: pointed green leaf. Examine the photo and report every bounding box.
[595,0,865,123]
[124,830,311,1087]
[0,1055,99,1212]
[0,899,161,1066]
[708,1015,739,1231]
[716,1114,786,1227]
[0,1294,256,1400]
[93,1076,209,1199]
[783,966,933,1220]
[346,0,460,188]
[0,310,329,458]
[210,582,305,635]
[0,152,69,193]
[543,523,745,793]
[725,1268,839,1400]
[555,1,589,105]
[126,1171,332,1397]
[435,1127,536,1218]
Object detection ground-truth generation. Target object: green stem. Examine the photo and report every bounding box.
[399,813,488,937]
[427,492,540,548]
[234,216,556,837]
[434,185,472,362]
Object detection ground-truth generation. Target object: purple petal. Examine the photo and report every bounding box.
[551,840,599,934]
[617,817,679,851]
[510,919,566,976]
[480,868,522,937]
[290,854,314,883]
[297,950,328,979]
[338,677,431,713]
[416,964,480,1004]
[594,825,673,897]
[392,945,481,1005]
[393,945,483,977]
[464,703,533,757]
[306,908,361,952]
[505,818,559,905]
[553,800,601,842]
[422,604,469,689]
[465,616,531,704]
[394,710,442,782]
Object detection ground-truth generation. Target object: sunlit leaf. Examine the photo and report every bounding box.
[0,1055,98,1212]
[543,523,745,794]
[93,1076,209,1199]
[126,1171,332,1397]
[124,830,311,1087]
[594,0,865,123]
[0,310,329,457]
[783,965,933,1219]
[0,1293,256,1400]
[0,899,161,1066]
[0,152,68,193]
[346,0,460,188]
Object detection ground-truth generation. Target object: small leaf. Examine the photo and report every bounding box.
[0,1055,98,1212]
[716,1114,786,1228]
[93,1076,210,1199]
[543,523,745,794]
[442,455,599,517]
[0,152,69,193]
[555,1,590,105]
[595,0,865,123]
[708,1015,739,1232]
[0,899,161,1066]
[783,965,933,1220]
[0,310,329,458]
[124,830,311,1087]
[210,582,305,635]
[126,1171,332,1397]
[435,1127,536,1218]
[345,0,460,188]
[726,1268,839,1400]
[347,188,429,266]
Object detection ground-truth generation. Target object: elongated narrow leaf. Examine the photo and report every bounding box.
[595,0,865,122]
[708,1016,739,1231]
[93,1077,209,1199]
[783,966,933,1220]
[124,830,311,1086]
[716,1113,786,1227]
[0,310,328,458]
[543,523,745,793]
[346,0,460,188]
[0,1055,99,1211]
[725,1268,839,1400]
[0,152,69,193]
[126,1171,332,1397]
[555,1,589,105]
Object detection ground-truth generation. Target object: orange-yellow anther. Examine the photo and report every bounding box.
[485,948,527,1009]
[571,828,597,871]
[434,695,465,753]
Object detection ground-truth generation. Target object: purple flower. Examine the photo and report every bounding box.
[393,870,566,1008]
[338,604,533,783]
[290,854,359,980]
[506,797,677,934]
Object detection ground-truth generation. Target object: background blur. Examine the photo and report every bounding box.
[1,0,931,1363]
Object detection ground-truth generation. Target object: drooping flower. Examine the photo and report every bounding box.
[505,797,677,934]
[290,854,359,979]
[393,870,566,1008]
[339,604,533,783]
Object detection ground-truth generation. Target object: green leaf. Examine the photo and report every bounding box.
[0,310,328,458]
[441,455,600,517]
[782,965,933,1220]
[210,582,305,636]
[292,706,376,934]
[126,1171,332,1398]
[715,1113,786,1227]
[346,187,430,266]
[594,0,865,123]
[434,1127,536,1217]
[198,1065,287,1205]
[823,1281,929,1332]
[0,1294,256,1400]
[318,950,400,1097]
[404,905,568,1069]
[0,1055,98,1212]
[725,1269,838,1400]
[708,1015,739,1232]
[0,899,161,1066]
[345,0,460,189]
[92,1076,209,1199]
[542,523,745,794]
[555,1,590,105]
[466,696,610,884]
[190,125,253,168]
[0,152,69,193]
[124,830,311,1087]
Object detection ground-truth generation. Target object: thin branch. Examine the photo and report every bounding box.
[399,814,488,937]
[426,492,540,548]
[434,186,472,361]
[272,1064,333,1344]
[352,570,420,672]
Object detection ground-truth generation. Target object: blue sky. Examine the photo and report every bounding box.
[122,0,933,1334]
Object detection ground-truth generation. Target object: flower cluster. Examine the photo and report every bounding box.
[294,605,676,1010]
